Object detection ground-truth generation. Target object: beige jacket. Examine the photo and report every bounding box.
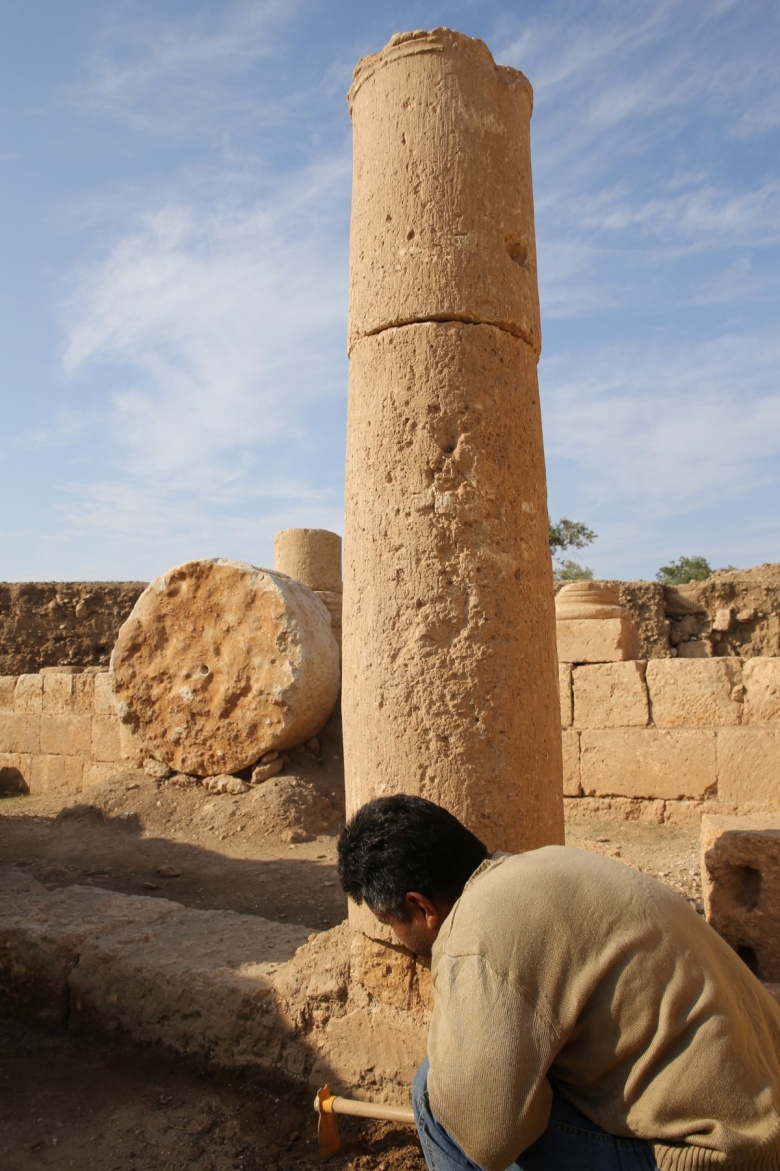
[428,848,780,1171]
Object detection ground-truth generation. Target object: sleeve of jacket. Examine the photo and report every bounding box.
[427,951,559,1171]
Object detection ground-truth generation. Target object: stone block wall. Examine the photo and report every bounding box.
[0,669,143,796]
[2,659,779,813]
[561,658,780,818]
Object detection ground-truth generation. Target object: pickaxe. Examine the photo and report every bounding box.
[313,1083,415,1159]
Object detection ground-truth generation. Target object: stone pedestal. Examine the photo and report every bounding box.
[343,29,564,941]
[556,583,640,663]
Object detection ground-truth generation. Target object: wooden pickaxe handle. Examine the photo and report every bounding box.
[314,1084,415,1158]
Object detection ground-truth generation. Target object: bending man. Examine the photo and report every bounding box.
[337,794,780,1171]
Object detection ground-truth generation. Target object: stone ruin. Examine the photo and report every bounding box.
[1,27,779,1114]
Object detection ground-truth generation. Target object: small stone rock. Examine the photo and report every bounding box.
[251,758,284,785]
[143,757,172,780]
[305,737,321,754]
[156,865,182,879]
[259,751,280,765]
[225,778,250,795]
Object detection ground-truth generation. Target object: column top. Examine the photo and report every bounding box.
[348,27,532,111]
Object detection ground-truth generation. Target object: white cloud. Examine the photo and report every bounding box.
[542,332,780,519]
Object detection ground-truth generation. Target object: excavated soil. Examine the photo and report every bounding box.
[0,754,705,1170]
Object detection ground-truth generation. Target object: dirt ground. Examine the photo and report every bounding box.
[0,754,704,1170]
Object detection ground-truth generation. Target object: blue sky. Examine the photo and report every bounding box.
[1,0,778,582]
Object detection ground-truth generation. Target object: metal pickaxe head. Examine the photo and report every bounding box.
[314,1084,341,1159]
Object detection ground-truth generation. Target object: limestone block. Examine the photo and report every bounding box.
[111,559,340,776]
[27,754,84,795]
[91,716,122,763]
[69,906,313,1069]
[559,664,572,728]
[40,713,92,756]
[556,618,640,664]
[42,672,76,715]
[743,659,780,724]
[717,729,780,807]
[701,814,780,982]
[14,674,43,713]
[646,659,742,727]
[562,730,581,796]
[0,879,178,1024]
[343,323,563,856]
[573,662,649,729]
[273,528,342,593]
[581,729,717,800]
[0,712,40,754]
[0,676,16,713]
[347,29,540,354]
[93,670,117,718]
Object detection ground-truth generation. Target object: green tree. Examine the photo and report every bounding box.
[655,555,713,585]
[548,517,597,582]
[555,558,595,582]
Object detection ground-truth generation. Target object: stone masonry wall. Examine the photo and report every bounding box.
[2,660,778,817]
[0,669,143,796]
[561,658,780,821]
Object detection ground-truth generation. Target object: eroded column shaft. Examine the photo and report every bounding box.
[343,30,564,895]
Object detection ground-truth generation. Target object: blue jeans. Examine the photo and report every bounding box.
[412,1060,659,1171]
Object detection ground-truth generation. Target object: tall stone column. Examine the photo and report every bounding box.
[343,27,564,903]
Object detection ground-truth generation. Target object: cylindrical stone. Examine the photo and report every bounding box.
[273,529,342,594]
[274,529,343,648]
[343,28,563,873]
[347,28,540,355]
[110,559,340,776]
[343,320,564,854]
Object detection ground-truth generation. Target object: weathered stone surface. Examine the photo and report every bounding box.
[717,729,780,807]
[573,662,649,728]
[0,712,39,754]
[347,29,540,355]
[14,674,42,713]
[40,713,92,756]
[250,757,284,784]
[343,323,563,860]
[743,659,780,724]
[273,529,342,593]
[701,814,780,982]
[581,729,717,800]
[556,617,640,664]
[559,664,572,728]
[0,874,176,1024]
[646,659,742,727]
[555,582,625,620]
[0,581,145,676]
[667,564,780,659]
[0,677,16,712]
[27,753,85,794]
[562,730,581,796]
[110,559,340,776]
[344,29,562,947]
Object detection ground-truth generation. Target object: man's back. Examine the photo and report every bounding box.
[428,847,780,1171]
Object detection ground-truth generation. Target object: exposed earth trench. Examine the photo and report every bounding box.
[0,753,704,1171]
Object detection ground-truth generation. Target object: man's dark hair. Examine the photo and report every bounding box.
[337,794,489,919]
